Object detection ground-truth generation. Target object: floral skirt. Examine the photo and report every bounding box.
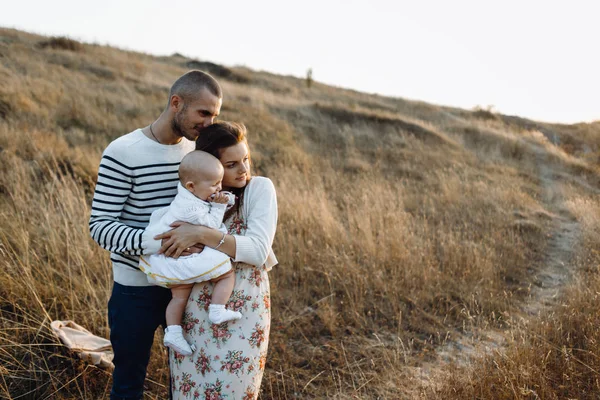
[170,263,271,400]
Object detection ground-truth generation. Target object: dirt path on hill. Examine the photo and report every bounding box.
[523,147,580,316]
[411,142,582,396]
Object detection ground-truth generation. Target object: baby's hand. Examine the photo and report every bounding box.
[210,192,230,204]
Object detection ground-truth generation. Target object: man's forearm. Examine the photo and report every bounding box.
[89,216,145,255]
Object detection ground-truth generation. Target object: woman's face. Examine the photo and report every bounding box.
[219,142,250,190]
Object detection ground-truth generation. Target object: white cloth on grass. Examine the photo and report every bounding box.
[50,320,114,369]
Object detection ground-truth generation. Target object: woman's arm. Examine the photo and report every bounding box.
[155,223,236,259]
[155,177,277,264]
[231,177,278,266]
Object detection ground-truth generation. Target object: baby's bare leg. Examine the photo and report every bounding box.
[166,284,194,326]
[164,284,195,355]
[210,270,235,305]
[208,270,242,324]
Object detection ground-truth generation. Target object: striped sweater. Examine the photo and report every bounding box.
[89,129,195,286]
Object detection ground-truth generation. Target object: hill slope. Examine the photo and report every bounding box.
[1,28,600,399]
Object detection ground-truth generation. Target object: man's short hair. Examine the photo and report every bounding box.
[168,70,222,106]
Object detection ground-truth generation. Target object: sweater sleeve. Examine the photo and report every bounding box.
[233,177,278,266]
[88,151,146,256]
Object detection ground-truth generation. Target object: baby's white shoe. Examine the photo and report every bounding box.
[164,325,196,356]
[209,304,242,324]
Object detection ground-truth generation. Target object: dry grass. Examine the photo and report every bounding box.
[432,192,600,400]
[1,27,600,399]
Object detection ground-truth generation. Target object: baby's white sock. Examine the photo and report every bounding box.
[209,304,242,324]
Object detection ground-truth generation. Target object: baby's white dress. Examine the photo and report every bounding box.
[139,183,232,287]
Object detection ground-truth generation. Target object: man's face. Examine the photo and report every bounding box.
[172,88,222,141]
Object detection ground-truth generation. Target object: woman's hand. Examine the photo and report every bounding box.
[178,243,205,257]
[155,221,208,259]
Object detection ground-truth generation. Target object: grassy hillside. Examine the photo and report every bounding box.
[1,28,600,399]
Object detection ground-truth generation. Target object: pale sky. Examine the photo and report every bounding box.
[2,0,599,124]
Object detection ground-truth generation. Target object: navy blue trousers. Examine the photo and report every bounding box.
[108,282,172,400]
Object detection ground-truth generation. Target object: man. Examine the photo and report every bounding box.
[89,70,222,400]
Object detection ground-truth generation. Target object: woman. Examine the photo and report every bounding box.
[156,121,278,399]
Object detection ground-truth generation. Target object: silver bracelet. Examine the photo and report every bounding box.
[215,232,226,249]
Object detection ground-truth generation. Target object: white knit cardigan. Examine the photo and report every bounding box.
[231,176,278,270]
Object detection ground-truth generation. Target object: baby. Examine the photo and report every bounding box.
[140,150,241,356]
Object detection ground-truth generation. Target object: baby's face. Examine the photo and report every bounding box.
[189,168,223,201]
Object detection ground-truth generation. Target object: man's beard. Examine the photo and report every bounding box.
[171,111,200,141]
[171,116,185,138]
